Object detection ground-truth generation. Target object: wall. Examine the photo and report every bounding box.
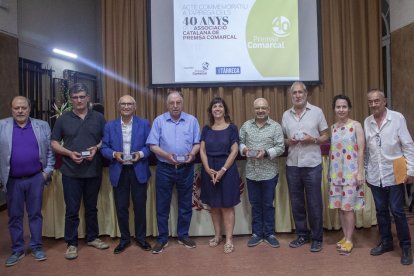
[390,0,414,32]
[18,0,101,79]
[0,0,18,36]
[0,0,19,206]
[390,0,414,134]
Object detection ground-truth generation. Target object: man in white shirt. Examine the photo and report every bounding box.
[364,89,413,265]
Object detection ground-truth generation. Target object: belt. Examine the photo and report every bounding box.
[159,162,192,169]
[9,171,41,180]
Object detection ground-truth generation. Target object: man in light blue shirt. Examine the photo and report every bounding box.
[146,90,200,253]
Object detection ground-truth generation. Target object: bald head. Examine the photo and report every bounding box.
[253,98,269,107]
[11,96,31,108]
[118,95,136,105]
[253,97,270,122]
[11,96,31,127]
[118,94,136,119]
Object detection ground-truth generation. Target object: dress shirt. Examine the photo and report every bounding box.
[239,118,285,181]
[364,108,414,187]
[146,111,200,163]
[121,117,133,165]
[112,117,144,162]
[282,102,328,167]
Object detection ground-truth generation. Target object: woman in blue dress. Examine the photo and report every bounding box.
[200,97,240,254]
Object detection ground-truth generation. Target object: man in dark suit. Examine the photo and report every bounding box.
[101,95,152,254]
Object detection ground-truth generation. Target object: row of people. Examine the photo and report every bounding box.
[0,81,412,267]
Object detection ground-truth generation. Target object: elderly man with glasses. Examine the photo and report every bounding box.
[101,95,152,254]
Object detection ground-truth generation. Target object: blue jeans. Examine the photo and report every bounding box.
[369,183,412,247]
[155,162,194,243]
[113,166,148,244]
[7,172,44,252]
[62,175,101,246]
[286,165,323,241]
[247,175,278,238]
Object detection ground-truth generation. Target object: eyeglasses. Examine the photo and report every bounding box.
[119,102,135,107]
[375,133,381,147]
[71,95,87,100]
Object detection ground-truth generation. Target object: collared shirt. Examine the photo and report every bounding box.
[146,111,200,163]
[51,110,106,177]
[121,117,133,165]
[282,102,328,167]
[9,119,42,177]
[239,118,285,181]
[364,108,414,187]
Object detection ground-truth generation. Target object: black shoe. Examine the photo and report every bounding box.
[177,237,196,248]
[289,237,310,248]
[152,241,168,254]
[137,240,152,251]
[113,242,131,254]
[401,247,413,265]
[370,242,394,256]
[310,241,322,252]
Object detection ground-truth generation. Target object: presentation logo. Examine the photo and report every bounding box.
[272,16,291,38]
[192,61,209,76]
[202,62,210,70]
[245,0,299,78]
[216,67,241,75]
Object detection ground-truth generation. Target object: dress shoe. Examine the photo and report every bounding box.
[370,242,394,256]
[114,242,131,254]
[136,240,152,251]
[401,246,413,265]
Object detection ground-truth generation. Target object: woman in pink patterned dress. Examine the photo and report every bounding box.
[328,95,365,254]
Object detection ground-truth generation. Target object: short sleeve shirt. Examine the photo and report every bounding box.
[51,110,106,177]
[146,111,200,163]
[282,102,328,167]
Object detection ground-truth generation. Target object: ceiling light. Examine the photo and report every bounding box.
[53,48,78,59]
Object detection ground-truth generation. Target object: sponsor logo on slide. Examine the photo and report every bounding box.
[202,62,210,70]
[191,61,209,75]
[216,67,241,75]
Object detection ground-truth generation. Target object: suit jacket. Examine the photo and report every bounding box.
[101,115,151,187]
[0,117,55,192]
